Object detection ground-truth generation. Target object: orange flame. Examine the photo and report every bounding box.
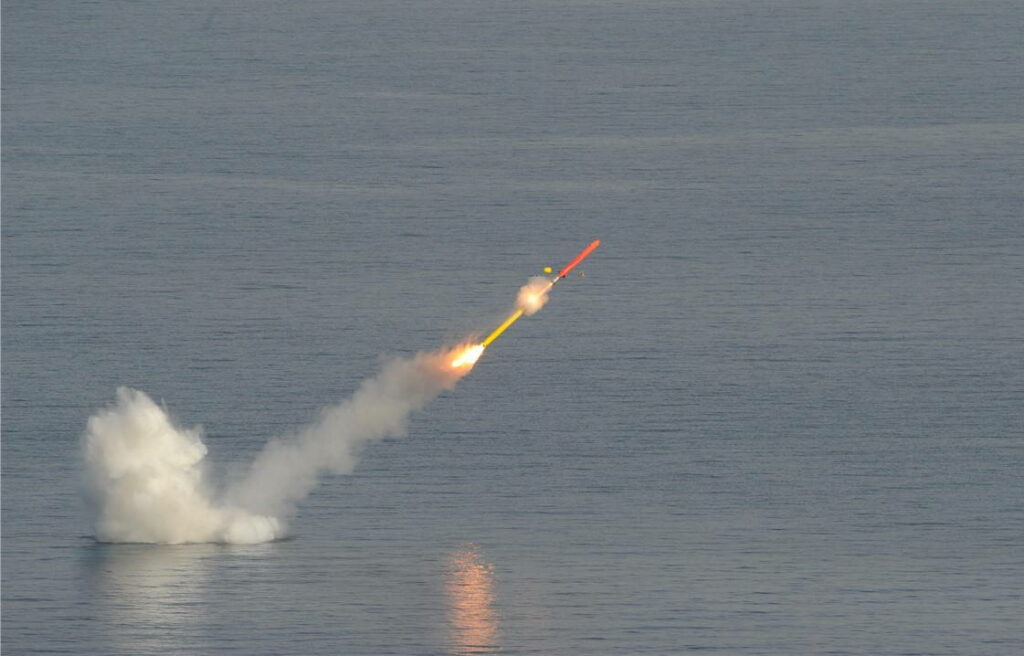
[449,343,485,369]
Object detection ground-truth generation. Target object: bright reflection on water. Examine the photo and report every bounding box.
[445,544,499,655]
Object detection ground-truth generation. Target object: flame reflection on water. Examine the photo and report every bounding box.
[445,544,499,655]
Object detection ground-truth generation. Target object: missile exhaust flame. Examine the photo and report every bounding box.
[449,343,485,369]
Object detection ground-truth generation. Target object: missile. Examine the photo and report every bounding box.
[481,309,524,347]
[554,239,601,282]
[479,240,601,349]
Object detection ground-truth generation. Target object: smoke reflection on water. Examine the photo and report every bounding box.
[83,543,216,654]
[82,542,276,654]
[445,544,500,655]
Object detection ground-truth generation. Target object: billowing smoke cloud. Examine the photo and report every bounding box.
[82,346,473,544]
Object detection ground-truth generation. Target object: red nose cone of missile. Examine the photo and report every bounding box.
[557,240,601,279]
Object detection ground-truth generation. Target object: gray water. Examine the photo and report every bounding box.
[3,1,1023,653]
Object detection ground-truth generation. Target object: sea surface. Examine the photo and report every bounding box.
[3,1,1022,654]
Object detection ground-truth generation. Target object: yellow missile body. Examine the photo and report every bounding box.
[480,309,524,347]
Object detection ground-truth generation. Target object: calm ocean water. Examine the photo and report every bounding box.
[3,1,1022,654]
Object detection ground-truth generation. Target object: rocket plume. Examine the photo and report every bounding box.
[82,344,480,544]
[225,346,473,521]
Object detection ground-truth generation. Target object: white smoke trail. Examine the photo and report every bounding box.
[82,346,472,544]
[225,349,466,521]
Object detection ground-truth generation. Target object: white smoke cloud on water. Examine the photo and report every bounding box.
[82,346,473,544]
[515,276,553,316]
